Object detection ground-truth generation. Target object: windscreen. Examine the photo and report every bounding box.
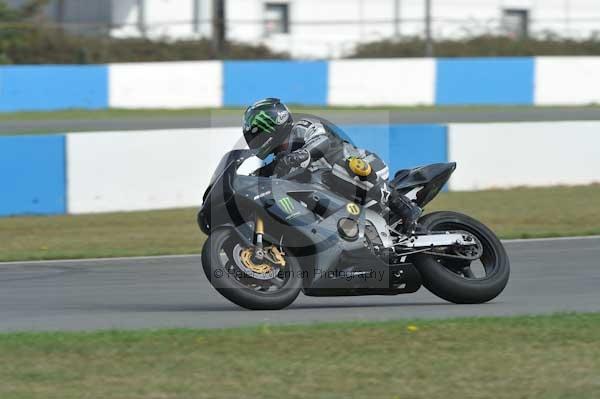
[319,118,356,145]
[207,150,253,188]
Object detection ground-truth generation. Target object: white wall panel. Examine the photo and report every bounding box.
[535,57,600,105]
[448,121,600,191]
[328,59,435,106]
[109,61,222,109]
[67,128,244,214]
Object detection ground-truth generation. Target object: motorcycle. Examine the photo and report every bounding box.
[198,140,510,310]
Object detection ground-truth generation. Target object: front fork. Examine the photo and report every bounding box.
[253,216,265,261]
[252,216,287,267]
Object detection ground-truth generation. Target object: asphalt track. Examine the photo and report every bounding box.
[4,107,600,134]
[1,236,599,332]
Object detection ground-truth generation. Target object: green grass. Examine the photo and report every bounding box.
[0,208,203,262]
[1,313,599,399]
[0,107,243,122]
[2,105,599,135]
[1,185,599,262]
[427,184,600,239]
[1,104,598,123]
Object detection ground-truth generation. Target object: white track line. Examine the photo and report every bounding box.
[1,236,599,266]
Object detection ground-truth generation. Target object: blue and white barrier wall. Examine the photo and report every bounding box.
[2,57,600,111]
[448,121,600,191]
[109,61,223,109]
[328,59,436,106]
[0,135,66,216]
[2,121,600,216]
[66,128,241,213]
[0,65,108,112]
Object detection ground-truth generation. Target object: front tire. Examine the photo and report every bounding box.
[412,211,510,304]
[202,228,302,310]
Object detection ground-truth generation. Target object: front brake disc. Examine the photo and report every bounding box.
[232,244,281,281]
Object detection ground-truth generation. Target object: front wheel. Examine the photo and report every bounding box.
[411,211,510,304]
[202,228,302,310]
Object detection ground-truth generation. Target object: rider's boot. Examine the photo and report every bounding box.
[388,193,422,236]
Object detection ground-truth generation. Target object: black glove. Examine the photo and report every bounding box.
[275,150,310,177]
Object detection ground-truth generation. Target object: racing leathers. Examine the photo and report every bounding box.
[270,117,422,234]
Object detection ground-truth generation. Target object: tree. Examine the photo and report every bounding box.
[18,0,50,19]
[0,0,51,64]
[0,0,49,21]
[0,1,21,22]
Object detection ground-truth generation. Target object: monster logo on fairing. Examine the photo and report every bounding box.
[279,197,295,214]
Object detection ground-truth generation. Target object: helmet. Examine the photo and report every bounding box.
[243,98,293,158]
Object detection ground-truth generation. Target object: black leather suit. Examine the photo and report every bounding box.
[269,117,421,231]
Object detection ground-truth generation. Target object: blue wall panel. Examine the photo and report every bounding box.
[223,61,328,106]
[343,124,448,174]
[436,57,534,105]
[0,135,66,216]
[0,65,108,112]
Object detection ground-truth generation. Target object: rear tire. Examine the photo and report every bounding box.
[412,211,510,304]
[202,228,302,310]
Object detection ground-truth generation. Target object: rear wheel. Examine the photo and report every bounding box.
[202,228,302,310]
[411,211,510,304]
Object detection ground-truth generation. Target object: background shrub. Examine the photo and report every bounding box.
[0,1,287,64]
[349,35,600,58]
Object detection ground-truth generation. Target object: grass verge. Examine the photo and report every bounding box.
[0,107,243,122]
[1,313,599,399]
[1,105,598,123]
[1,185,599,262]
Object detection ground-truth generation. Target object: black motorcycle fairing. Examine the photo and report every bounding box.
[203,150,252,201]
[200,149,424,296]
[391,162,457,207]
[200,150,347,252]
[199,150,254,234]
[233,176,321,228]
[304,245,422,296]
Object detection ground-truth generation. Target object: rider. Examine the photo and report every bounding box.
[242,98,422,234]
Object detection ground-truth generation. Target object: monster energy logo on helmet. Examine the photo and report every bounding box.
[243,98,293,154]
[251,111,277,133]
